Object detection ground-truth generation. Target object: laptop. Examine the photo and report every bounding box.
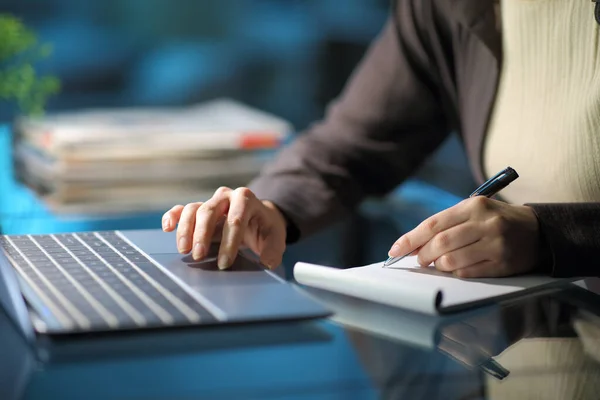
[0,229,330,341]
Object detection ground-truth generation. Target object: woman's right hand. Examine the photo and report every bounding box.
[161,187,288,270]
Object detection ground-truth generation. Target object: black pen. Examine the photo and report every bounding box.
[383,166,519,268]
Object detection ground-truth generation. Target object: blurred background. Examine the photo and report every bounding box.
[0,0,389,125]
[0,0,473,272]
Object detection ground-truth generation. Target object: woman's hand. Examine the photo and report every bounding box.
[387,197,542,278]
[161,187,288,270]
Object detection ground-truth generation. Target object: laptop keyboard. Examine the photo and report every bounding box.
[0,231,220,332]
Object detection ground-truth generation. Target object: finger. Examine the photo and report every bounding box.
[191,201,229,260]
[257,223,286,270]
[452,260,506,279]
[218,188,256,269]
[416,222,482,267]
[243,215,262,255]
[191,188,232,260]
[175,203,203,253]
[210,219,225,243]
[162,204,185,231]
[389,203,471,257]
[243,212,286,269]
[433,240,491,272]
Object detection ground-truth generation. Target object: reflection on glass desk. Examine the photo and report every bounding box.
[2,279,600,400]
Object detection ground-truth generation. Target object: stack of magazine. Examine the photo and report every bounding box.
[12,99,292,215]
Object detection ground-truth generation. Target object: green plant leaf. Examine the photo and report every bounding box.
[0,13,60,116]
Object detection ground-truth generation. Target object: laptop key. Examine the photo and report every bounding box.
[3,232,220,331]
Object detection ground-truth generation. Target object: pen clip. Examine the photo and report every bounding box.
[470,178,501,197]
[470,166,518,198]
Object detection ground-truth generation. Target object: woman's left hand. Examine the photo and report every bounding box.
[387,197,542,278]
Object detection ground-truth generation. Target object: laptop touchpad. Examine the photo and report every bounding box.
[150,251,282,289]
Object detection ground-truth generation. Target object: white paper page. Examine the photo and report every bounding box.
[294,259,440,315]
[294,256,573,315]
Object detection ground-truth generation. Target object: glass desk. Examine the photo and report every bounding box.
[1,124,600,399]
[2,280,600,400]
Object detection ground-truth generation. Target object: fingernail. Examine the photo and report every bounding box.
[388,244,401,257]
[192,243,204,260]
[162,217,171,231]
[178,237,189,253]
[263,262,274,270]
[218,255,230,270]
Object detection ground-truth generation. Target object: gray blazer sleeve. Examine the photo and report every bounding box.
[248,4,452,242]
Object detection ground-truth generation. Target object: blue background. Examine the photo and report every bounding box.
[0,0,471,268]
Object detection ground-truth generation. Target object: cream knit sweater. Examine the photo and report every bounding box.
[484,0,600,204]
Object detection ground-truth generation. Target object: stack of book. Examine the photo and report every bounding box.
[12,99,292,215]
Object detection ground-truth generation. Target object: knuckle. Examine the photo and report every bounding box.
[465,196,489,214]
[182,202,198,213]
[215,186,232,196]
[425,217,439,233]
[435,233,451,250]
[441,254,457,270]
[199,201,219,214]
[469,196,490,211]
[248,215,260,230]
[417,254,430,267]
[228,215,245,228]
[195,204,208,216]
[234,187,254,200]
[469,196,494,214]
[400,235,413,250]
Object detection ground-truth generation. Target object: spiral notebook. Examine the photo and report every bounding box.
[293,256,575,315]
